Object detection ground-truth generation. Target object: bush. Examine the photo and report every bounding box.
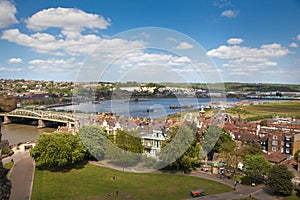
[1,149,10,155]
[241,176,254,185]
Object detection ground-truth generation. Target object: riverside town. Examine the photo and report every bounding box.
[1,1,300,200]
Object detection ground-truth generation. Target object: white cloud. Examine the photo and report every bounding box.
[207,43,289,72]
[221,10,239,18]
[28,58,82,73]
[227,38,244,45]
[297,34,300,41]
[0,7,147,57]
[0,67,22,72]
[8,58,23,64]
[0,0,18,28]
[175,42,194,50]
[207,43,289,59]
[289,42,298,48]
[141,32,150,38]
[1,28,145,56]
[26,7,110,32]
[213,0,231,8]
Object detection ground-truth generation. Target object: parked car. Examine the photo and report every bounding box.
[190,188,205,197]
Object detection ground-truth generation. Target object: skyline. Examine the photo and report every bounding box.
[0,0,300,83]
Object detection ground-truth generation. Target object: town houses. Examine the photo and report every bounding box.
[68,104,300,163]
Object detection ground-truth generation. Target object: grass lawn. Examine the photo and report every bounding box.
[227,101,300,120]
[32,163,231,200]
[283,190,300,200]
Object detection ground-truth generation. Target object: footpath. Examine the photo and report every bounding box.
[187,171,275,200]
[3,144,35,200]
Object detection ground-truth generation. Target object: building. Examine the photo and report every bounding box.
[141,130,167,158]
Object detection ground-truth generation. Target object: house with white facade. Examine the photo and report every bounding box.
[141,130,167,158]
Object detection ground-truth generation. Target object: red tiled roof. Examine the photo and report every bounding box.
[263,152,288,164]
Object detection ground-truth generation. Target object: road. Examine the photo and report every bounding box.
[3,144,35,200]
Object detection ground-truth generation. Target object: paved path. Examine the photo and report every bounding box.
[186,171,276,200]
[3,145,35,200]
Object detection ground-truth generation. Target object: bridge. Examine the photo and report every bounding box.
[0,109,76,128]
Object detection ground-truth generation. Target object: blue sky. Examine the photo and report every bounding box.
[0,0,300,83]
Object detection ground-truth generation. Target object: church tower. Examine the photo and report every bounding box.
[199,106,206,123]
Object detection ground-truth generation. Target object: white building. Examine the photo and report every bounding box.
[141,130,167,158]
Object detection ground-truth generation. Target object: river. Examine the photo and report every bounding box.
[2,124,56,145]
[57,97,280,118]
[1,98,280,145]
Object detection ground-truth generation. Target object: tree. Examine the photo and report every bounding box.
[243,154,272,183]
[114,130,144,153]
[105,129,143,167]
[202,127,232,160]
[30,133,86,169]
[241,143,262,159]
[268,164,294,196]
[260,119,268,126]
[219,140,242,175]
[78,126,110,160]
[159,123,202,172]
[294,149,300,162]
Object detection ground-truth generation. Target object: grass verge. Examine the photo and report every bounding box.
[4,161,13,170]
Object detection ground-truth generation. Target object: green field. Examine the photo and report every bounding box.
[227,101,300,121]
[31,163,231,200]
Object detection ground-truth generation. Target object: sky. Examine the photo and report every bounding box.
[0,0,300,84]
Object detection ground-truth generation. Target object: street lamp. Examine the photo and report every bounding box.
[0,96,17,200]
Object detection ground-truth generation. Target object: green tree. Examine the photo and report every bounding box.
[159,123,202,172]
[267,164,294,196]
[104,129,143,167]
[294,149,300,162]
[241,143,262,159]
[115,130,143,153]
[30,133,86,169]
[219,140,242,175]
[202,127,231,160]
[243,154,272,183]
[77,126,110,160]
[260,119,268,126]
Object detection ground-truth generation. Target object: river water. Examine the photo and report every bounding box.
[59,97,280,118]
[2,98,280,145]
[2,124,56,145]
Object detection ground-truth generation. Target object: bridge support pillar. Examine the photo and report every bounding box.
[38,119,46,128]
[67,122,72,129]
[3,116,11,124]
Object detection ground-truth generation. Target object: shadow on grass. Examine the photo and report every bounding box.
[36,160,88,173]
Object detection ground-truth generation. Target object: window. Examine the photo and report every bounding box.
[286,149,290,154]
[272,141,278,146]
[272,147,277,152]
[272,135,278,140]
